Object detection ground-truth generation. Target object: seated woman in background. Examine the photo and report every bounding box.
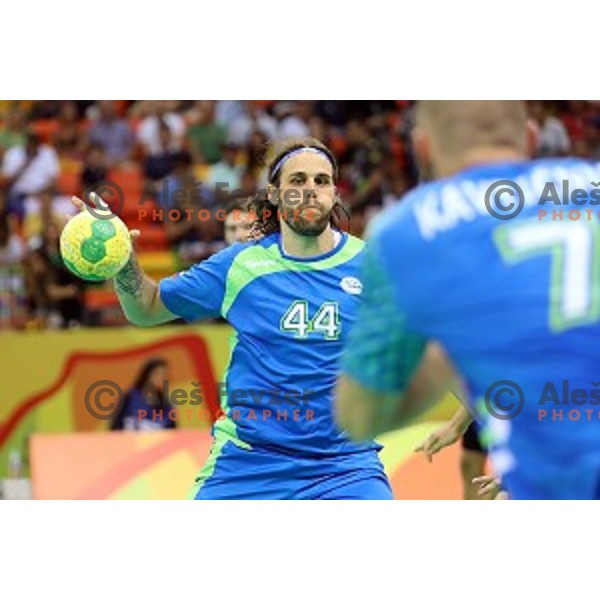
[111,358,177,431]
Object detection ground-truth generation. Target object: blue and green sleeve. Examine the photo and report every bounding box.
[159,243,243,322]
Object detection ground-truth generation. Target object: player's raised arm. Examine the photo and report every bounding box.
[69,195,177,327]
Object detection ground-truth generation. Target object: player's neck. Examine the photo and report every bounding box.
[437,147,527,178]
[280,224,336,258]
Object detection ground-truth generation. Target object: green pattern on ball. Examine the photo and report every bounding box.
[91,219,116,241]
[60,211,131,281]
[81,237,107,263]
[62,255,105,281]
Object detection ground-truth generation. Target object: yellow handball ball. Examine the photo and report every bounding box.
[60,210,132,281]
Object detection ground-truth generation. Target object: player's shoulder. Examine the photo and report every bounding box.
[204,234,280,264]
[237,232,281,260]
[216,233,284,275]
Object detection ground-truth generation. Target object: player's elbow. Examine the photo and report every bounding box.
[130,316,155,327]
[117,293,165,327]
[121,305,156,327]
[124,313,147,327]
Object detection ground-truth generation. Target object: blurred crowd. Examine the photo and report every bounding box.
[1,100,599,329]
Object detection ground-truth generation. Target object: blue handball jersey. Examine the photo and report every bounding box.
[342,158,600,495]
[160,231,380,458]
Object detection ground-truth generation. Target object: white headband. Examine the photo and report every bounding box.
[269,147,333,182]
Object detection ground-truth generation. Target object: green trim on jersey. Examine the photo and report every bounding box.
[188,434,230,499]
[220,235,364,318]
[189,331,251,498]
[211,331,252,450]
[220,331,239,415]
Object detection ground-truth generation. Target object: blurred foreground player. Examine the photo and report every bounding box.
[337,101,600,499]
[76,137,391,499]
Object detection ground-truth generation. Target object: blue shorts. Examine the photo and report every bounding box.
[191,438,393,500]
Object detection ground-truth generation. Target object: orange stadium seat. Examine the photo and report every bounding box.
[57,170,82,196]
[31,119,60,144]
[107,167,144,195]
[119,201,144,220]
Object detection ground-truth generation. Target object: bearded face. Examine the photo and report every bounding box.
[275,151,336,237]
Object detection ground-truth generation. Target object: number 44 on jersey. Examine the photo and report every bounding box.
[280,300,341,340]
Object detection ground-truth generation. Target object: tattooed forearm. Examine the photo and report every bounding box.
[113,252,174,326]
[115,254,145,298]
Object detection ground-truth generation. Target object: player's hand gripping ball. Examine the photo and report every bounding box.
[60,195,132,281]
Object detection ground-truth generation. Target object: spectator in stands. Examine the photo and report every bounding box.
[156,150,202,211]
[53,101,86,159]
[29,101,61,120]
[159,151,224,264]
[136,100,186,159]
[23,226,84,329]
[111,358,177,431]
[237,170,259,199]
[141,119,180,181]
[273,101,310,138]
[530,101,572,157]
[382,168,408,208]
[23,249,50,321]
[337,119,386,235]
[205,142,243,202]
[80,144,108,190]
[215,101,246,129]
[560,100,590,149]
[187,101,228,164]
[23,187,74,246]
[308,115,330,145]
[227,101,278,146]
[0,190,24,264]
[0,106,27,157]
[572,137,592,158]
[0,132,60,220]
[88,100,134,167]
[341,119,385,207]
[245,130,269,178]
[586,122,600,160]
